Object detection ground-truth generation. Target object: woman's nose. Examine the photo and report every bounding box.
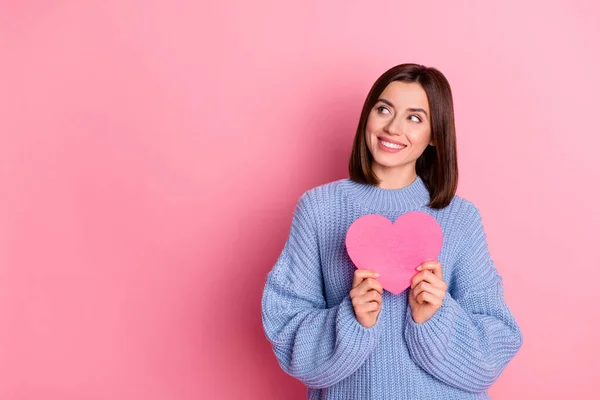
[385,117,403,135]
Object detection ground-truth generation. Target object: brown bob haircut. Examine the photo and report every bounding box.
[349,63,458,209]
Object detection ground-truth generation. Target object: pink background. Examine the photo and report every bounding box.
[1,1,599,399]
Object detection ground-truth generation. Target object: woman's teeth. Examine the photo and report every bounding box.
[381,140,406,149]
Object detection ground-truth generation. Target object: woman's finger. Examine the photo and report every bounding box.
[410,284,424,305]
[353,292,382,308]
[412,281,446,300]
[352,269,379,288]
[416,291,443,306]
[355,277,383,295]
[417,261,443,279]
[355,301,380,314]
[411,269,445,290]
[362,290,382,304]
[350,279,383,299]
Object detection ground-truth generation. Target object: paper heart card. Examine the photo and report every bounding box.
[345,211,443,295]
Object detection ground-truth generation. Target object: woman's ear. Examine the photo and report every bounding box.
[428,132,435,147]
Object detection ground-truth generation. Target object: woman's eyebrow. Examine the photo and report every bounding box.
[377,100,429,118]
[407,108,428,117]
[376,98,395,108]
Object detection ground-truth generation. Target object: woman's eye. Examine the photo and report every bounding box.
[377,106,391,115]
[408,115,421,123]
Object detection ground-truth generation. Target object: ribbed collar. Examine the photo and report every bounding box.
[341,175,431,212]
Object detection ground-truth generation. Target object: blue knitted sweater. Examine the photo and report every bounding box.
[261,176,522,399]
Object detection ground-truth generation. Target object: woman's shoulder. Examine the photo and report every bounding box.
[293,179,349,220]
[447,193,479,213]
[298,178,349,202]
[443,194,486,231]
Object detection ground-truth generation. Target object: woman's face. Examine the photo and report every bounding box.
[366,81,433,177]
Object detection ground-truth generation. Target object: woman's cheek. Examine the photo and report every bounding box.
[408,127,430,144]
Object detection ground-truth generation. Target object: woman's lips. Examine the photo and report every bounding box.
[378,137,407,153]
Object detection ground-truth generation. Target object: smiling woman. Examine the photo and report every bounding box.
[366,82,434,188]
[261,63,522,400]
[350,64,458,208]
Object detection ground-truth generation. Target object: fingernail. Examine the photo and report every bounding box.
[416,265,422,271]
[374,272,380,277]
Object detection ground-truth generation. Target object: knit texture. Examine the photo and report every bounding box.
[261,176,522,399]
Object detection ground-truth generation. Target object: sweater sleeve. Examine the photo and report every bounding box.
[403,203,523,393]
[261,192,381,389]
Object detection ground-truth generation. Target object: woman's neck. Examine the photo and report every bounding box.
[373,165,418,190]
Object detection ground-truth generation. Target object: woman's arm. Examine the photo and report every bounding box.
[403,202,523,392]
[261,192,381,389]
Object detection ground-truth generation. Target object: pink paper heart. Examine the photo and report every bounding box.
[345,211,443,295]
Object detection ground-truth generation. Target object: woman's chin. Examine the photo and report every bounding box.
[373,155,399,167]
[372,158,413,171]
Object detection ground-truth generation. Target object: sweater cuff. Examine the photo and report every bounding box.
[338,295,383,340]
[404,292,460,360]
[300,296,381,388]
[337,295,382,358]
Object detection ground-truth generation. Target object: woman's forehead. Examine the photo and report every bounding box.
[379,81,429,111]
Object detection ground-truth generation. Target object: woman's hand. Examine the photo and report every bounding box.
[350,270,383,328]
[409,261,447,324]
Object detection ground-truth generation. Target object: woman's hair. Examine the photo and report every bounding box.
[349,63,458,209]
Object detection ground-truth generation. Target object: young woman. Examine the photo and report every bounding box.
[261,63,522,399]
